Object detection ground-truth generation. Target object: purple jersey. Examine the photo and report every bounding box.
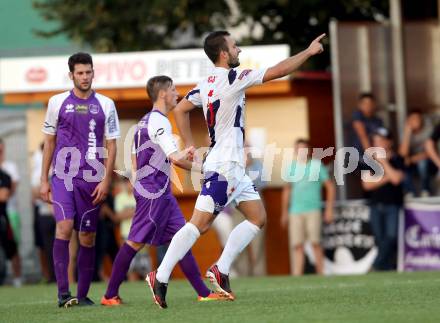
[43,90,120,181]
[132,110,178,198]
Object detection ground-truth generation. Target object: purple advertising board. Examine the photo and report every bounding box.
[399,201,440,272]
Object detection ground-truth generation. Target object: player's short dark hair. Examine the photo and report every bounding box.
[408,108,423,116]
[295,138,310,146]
[204,31,231,64]
[68,52,93,72]
[146,75,173,103]
[358,92,375,101]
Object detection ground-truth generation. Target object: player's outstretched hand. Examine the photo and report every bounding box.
[92,180,109,205]
[40,180,52,203]
[307,33,326,56]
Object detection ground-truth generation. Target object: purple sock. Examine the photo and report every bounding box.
[105,243,137,298]
[76,245,96,299]
[179,250,210,297]
[53,238,70,297]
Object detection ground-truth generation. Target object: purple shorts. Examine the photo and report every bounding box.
[128,192,185,246]
[51,176,100,232]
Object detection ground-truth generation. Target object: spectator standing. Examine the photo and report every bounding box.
[0,168,20,285]
[281,139,335,276]
[362,127,404,271]
[31,143,55,282]
[0,139,22,287]
[114,176,150,280]
[94,189,119,281]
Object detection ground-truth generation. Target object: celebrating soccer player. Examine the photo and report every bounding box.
[101,75,225,308]
[147,31,325,305]
[40,53,120,308]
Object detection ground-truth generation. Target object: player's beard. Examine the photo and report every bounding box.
[74,79,92,93]
[227,52,240,68]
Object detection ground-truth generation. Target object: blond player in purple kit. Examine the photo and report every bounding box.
[101,76,224,308]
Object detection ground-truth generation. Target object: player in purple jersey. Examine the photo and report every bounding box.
[101,76,225,308]
[40,53,120,308]
[148,31,325,305]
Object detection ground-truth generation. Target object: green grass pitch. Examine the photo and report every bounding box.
[0,271,439,323]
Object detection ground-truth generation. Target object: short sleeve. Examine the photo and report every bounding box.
[104,99,121,139]
[319,164,330,183]
[185,87,202,108]
[352,110,363,122]
[42,97,60,135]
[431,124,440,142]
[148,114,178,157]
[229,68,267,92]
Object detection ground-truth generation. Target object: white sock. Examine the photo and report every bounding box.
[216,220,260,275]
[156,223,200,283]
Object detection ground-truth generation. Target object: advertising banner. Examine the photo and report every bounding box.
[0,45,289,93]
[322,200,377,275]
[399,201,440,272]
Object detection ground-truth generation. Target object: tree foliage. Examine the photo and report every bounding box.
[236,0,389,69]
[33,0,231,52]
[34,0,389,69]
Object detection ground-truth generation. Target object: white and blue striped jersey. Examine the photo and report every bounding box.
[186,67,266,169]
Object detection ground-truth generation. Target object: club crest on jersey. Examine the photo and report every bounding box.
[155,128,164,138]
[75,104,88,114]
[208,76,216,83]
[238,69,252,80]
[89,104,99,115]
[65,104,74,113]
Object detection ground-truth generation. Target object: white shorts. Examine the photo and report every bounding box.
[195,162,260,215]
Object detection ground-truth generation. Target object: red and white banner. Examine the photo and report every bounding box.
[0,45,289,93]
